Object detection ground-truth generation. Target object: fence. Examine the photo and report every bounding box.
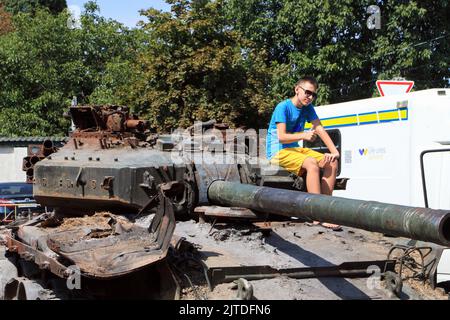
[1,202,41,224]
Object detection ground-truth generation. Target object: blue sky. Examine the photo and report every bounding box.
[66,0,171,27]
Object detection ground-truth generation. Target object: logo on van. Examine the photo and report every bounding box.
[359,147,387,159]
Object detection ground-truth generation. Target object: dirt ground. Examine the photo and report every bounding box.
[165,218,449,300]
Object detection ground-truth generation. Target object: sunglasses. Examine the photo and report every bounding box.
[298,86,318,99]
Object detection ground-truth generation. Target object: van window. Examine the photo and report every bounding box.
[0,183,33,196]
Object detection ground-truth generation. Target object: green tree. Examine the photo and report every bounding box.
[371,1,449,92]
[0,2,138,136]
[76,1,142,104]
[225,0,449,104]
[130,0,272,132]
[0,4,14,35]
[0,0,67,15]
[0,8,78,136]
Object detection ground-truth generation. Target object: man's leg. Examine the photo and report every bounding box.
[319,159,338,196]
[300,157,321,194]
[310,157,340,230]
[273,149,340,230]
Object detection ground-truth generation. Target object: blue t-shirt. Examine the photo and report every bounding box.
[266,99,319,159]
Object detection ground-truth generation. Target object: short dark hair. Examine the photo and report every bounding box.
[295,76,318,90]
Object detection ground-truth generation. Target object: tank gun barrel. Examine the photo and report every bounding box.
[207,181,450,246]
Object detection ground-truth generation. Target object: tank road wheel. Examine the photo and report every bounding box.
[0,250,19,300]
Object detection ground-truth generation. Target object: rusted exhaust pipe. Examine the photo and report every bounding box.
[30,156,41,166]
[43,140,54,156]
[43,140,53,149]
[26,168,34,182]
[26,168,34,177]
[22,157,32,170]
[125,120,149,131]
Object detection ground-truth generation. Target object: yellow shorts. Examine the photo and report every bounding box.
[270,148,325,176]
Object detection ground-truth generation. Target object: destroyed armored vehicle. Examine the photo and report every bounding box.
[1,105,449,299]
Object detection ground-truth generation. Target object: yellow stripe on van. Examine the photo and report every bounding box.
[305,115,358,129]
[358,113,378,124]
[378,110,400,122]
[321,115,358,127]
[399,109,408,120]
[304,108,408,130]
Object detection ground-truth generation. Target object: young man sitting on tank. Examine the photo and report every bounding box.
[266,76,341,230]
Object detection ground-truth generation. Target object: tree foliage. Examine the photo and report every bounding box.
[0,0,67,15]
[225,0,449,104]
[0,4,13,35]
[0,2,137,136]
[0,0,448,136]
[129,0,272,131]
[371,1,449,92]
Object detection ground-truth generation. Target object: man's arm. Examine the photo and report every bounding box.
[311,119,339,163]
[276,123,317,144]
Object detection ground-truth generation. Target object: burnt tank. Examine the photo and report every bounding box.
[32,105,267,217]
[33,105,196,216]
[31,105,450,246]
[1,104,450,299]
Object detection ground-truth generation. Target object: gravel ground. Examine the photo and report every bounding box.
[1,215,447,300]
[170,219,448,300]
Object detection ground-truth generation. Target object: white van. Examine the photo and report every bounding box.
[305,89,450,210]
[304,89,450,285]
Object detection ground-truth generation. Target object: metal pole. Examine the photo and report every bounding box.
[207,181,450,246]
